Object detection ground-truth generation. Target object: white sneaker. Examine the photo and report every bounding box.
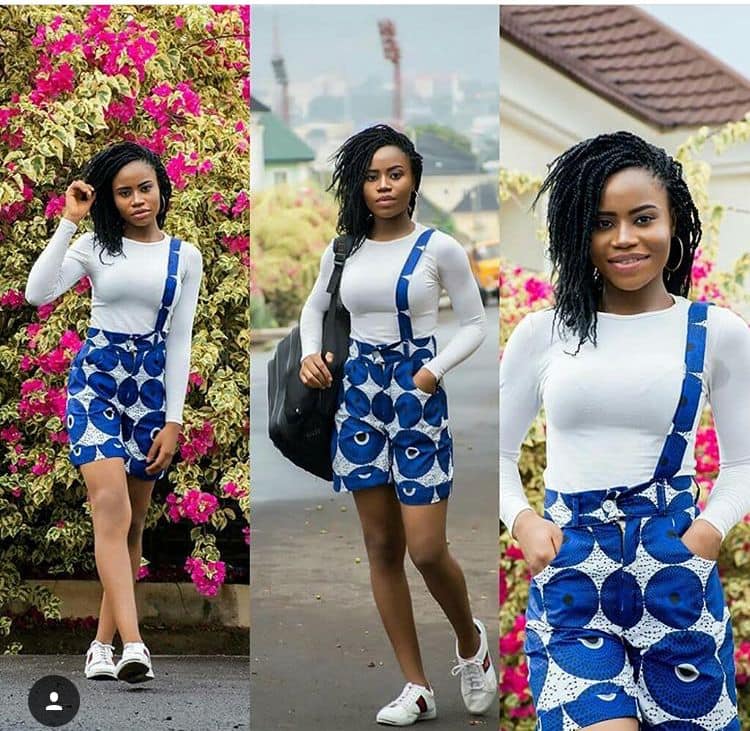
[451,618,497,714]
[84,640,117,680]
[376,682,437,726]
[114,641,154,683]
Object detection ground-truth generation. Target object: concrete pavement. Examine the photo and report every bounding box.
[1,655,250,730]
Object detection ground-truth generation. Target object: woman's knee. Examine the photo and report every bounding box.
[408,541,448,574]
[362,530,405,568]
[88,485,131,527]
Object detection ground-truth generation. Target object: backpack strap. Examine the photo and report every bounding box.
[325,235,353,297]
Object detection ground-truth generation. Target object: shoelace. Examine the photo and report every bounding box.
[451,656,487,691]
[390,683,427,708]
[89,642,114,665]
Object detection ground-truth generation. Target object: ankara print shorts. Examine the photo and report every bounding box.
[65,328,167,481]
[525,477,739,730]
[331,336,453,506]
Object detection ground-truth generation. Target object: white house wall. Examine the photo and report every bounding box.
[499,37,750,276]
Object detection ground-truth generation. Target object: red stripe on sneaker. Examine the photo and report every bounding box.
[483,653,490,672]
[416,696,427,713]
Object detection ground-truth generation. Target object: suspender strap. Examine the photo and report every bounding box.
[154,237,182,335]
[653,301,712,481]
[395,228,435,342]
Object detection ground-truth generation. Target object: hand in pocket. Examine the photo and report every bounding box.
[513,509,564,577]
[412,366,437,395]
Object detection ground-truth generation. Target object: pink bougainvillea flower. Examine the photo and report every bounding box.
[243,526,251,546]
[137,564,150,581]
[184,556,226,597]
[167,489,219,525]
[44,194,66,220]
[231,191,249,218]
[37,302,57,321]
[188,371,204,388]
[0,289,25,309]
[0,425,22,444]
[31,453,53,476]
[59,329,83,353]
[179,421,216,463]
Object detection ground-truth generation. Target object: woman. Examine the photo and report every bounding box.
[299,125,496,725]
[499,131,750,730]
[26,142,203,683]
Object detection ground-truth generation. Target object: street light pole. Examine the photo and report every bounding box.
[378,19,402,130]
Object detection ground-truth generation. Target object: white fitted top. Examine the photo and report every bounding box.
[299,223,486,379]
[25,218,203,424]
[499,296,750,538]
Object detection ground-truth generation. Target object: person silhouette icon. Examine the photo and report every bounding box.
[45,691,63,711]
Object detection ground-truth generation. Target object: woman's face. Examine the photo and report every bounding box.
[590,166,673,294]
[111,160,161,231]
[362,145,414,220]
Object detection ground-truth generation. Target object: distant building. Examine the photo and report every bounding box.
[452,180,500,242]
[415,129,496,215]
[500,5,750,272]
[251,97,315,191]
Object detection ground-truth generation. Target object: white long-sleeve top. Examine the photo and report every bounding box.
[299,223,486,379]
[25,218,203,424]
[499,296,750,539]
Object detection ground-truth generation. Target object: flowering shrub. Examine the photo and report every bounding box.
[499,122,750,728]
[251,184,338,325]
[0,5,249,651]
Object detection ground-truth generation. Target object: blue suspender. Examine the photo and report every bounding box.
[653,301,712,481]
[154,237,182,335]
[395,228,434,342]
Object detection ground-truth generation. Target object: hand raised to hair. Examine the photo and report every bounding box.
[62,180,96,226]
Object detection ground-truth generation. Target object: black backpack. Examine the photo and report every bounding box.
[267,235,353,480]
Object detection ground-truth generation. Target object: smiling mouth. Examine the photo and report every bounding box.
[608,254,649,264]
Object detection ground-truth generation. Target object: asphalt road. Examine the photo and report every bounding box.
[250,305,500,729]
[1,655,250,730]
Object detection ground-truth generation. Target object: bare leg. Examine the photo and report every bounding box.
[580,720,639,731]
[95,475,155,645]
[401,500,479,659]
[81,459,141,645]
[353,485,429,687]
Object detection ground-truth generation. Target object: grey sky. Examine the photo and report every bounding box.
[252,6,750,89]
[251,5,499,91]
[642,5,750,80]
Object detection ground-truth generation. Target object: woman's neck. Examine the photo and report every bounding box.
[599,279,674,315]
[368,212,415,242]
[122,222,163,243]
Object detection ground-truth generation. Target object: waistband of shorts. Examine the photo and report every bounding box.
[86,327,165,349]
[349,335,436,361]
[543,475,698,527]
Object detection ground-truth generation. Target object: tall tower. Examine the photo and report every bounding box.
[271,14,290,124]
[378,20,402,130]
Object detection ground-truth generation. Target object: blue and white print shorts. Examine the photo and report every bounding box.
[331,336,453,506]
[65,328,167,481]
[525,477,739,730]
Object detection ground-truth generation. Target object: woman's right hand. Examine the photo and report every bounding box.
[299,351,334,389]
[512,509,564,577]
[62,180,96,225]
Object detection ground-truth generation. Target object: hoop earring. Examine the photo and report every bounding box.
[665,235,684,273]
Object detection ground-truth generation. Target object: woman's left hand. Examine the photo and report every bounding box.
[412,367,438,395]
[680,518,723,561]
[145,422,182,476]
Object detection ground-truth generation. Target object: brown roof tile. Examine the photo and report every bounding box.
[500,5,750,128]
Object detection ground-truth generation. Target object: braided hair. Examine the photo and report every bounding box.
[328,124,423,250]
[82,141,172,258]
[534,130,701,352]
